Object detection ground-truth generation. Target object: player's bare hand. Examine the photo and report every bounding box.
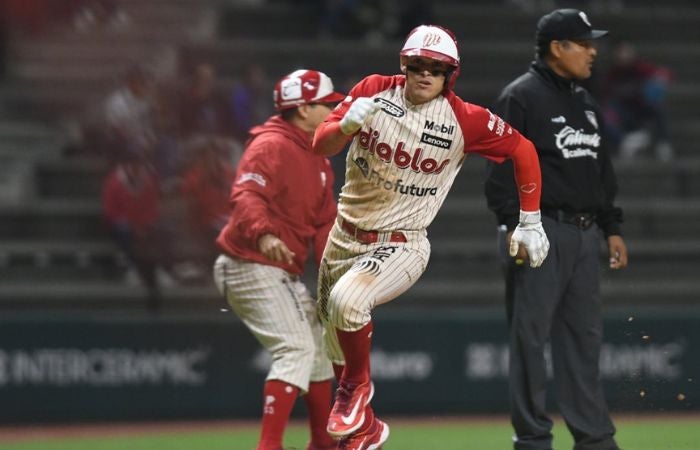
[339,97,380,135]
[607,234,628,270]
[510,210,550,268]
[258,234,296,265]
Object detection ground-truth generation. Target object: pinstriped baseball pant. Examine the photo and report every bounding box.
[213,254,333,393]
[317,222,430,364]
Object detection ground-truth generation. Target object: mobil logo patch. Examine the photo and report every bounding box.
[424,120,455,135]
[374,98,405,117]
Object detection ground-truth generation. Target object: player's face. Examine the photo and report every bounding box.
[550,39,598,80]
[402,57,448,105]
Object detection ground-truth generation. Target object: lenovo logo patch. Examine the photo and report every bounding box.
[420,132,452,149]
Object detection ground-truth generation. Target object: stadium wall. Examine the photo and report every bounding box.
[0,309,696,423]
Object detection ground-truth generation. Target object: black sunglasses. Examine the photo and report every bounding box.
[406,64,448,77]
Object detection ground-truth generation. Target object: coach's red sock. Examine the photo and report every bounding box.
[303,380,335,448]
[257,380,299,450]
[335,321,373,385]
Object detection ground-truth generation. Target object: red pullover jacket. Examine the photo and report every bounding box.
[216,116,337,275]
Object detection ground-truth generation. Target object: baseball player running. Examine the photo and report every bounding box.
[312,25,550,450]
[213,69,345,450]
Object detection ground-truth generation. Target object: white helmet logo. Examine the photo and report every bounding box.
[422,33,442,48]
[578,11,592,27]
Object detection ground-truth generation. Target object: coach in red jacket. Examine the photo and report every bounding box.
[214,69,344,450]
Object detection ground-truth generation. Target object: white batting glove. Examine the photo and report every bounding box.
[510,210,550,268]
[339,97,380,135]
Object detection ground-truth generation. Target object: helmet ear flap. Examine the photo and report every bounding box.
[442,65,460,93]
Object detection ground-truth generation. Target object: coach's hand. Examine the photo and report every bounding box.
[258,234,296,265]
[510,210,549,268]
[339,97,380,135]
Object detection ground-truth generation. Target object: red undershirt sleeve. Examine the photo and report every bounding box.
[509,136,541,213]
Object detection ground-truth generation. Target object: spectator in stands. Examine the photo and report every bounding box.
[176,62,233,139]
[72,0,130,33]
[179,137,236,280]
[602,40,674,162]
[3,0,53,35]
[4,0,113,35]
[149,62,237,192]
[101,153,174,311]
[148,75,191,190]
[102,65,158,166]
[230,62,274,141]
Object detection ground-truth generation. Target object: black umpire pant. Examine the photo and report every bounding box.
[499,216,618,450]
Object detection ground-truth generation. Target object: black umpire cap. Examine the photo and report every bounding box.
[536,9,608,44]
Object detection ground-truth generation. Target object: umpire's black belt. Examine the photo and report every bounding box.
[543,209,597,230]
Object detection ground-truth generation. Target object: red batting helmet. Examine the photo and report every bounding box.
[400,25,461,91]
[273,69,345,111]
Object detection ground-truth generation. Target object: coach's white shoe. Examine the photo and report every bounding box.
[326,381,375,438]
[338,418,389,450]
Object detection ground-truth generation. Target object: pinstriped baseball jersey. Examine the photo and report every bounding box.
[331,74,523,231]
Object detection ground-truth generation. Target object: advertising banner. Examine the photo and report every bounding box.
[0,309,696,422]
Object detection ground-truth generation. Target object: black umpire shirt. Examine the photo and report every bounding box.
[484,58,623,237]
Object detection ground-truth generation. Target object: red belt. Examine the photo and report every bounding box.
[340,220,407,244]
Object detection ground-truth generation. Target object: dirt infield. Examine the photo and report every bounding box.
[0,413,697,444]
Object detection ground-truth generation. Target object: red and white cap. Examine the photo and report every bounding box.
[400,25,460,67]
[273,69,345,111]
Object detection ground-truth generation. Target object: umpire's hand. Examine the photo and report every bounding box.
[258,234,296,265]
[607,234,628,269]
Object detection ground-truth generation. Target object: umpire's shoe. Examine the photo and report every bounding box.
[327,381,375,438]
[338,418,389,450]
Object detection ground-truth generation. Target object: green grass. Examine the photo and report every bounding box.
[1,417,698,450]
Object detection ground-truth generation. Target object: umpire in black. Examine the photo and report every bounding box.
[484,9,628,450]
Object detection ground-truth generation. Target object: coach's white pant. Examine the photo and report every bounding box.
[213,255,333,393]
[318,223,430,364]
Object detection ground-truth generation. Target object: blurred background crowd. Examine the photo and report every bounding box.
[0,0,697,314]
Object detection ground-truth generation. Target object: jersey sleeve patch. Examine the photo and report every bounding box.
[237,172,267,187]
